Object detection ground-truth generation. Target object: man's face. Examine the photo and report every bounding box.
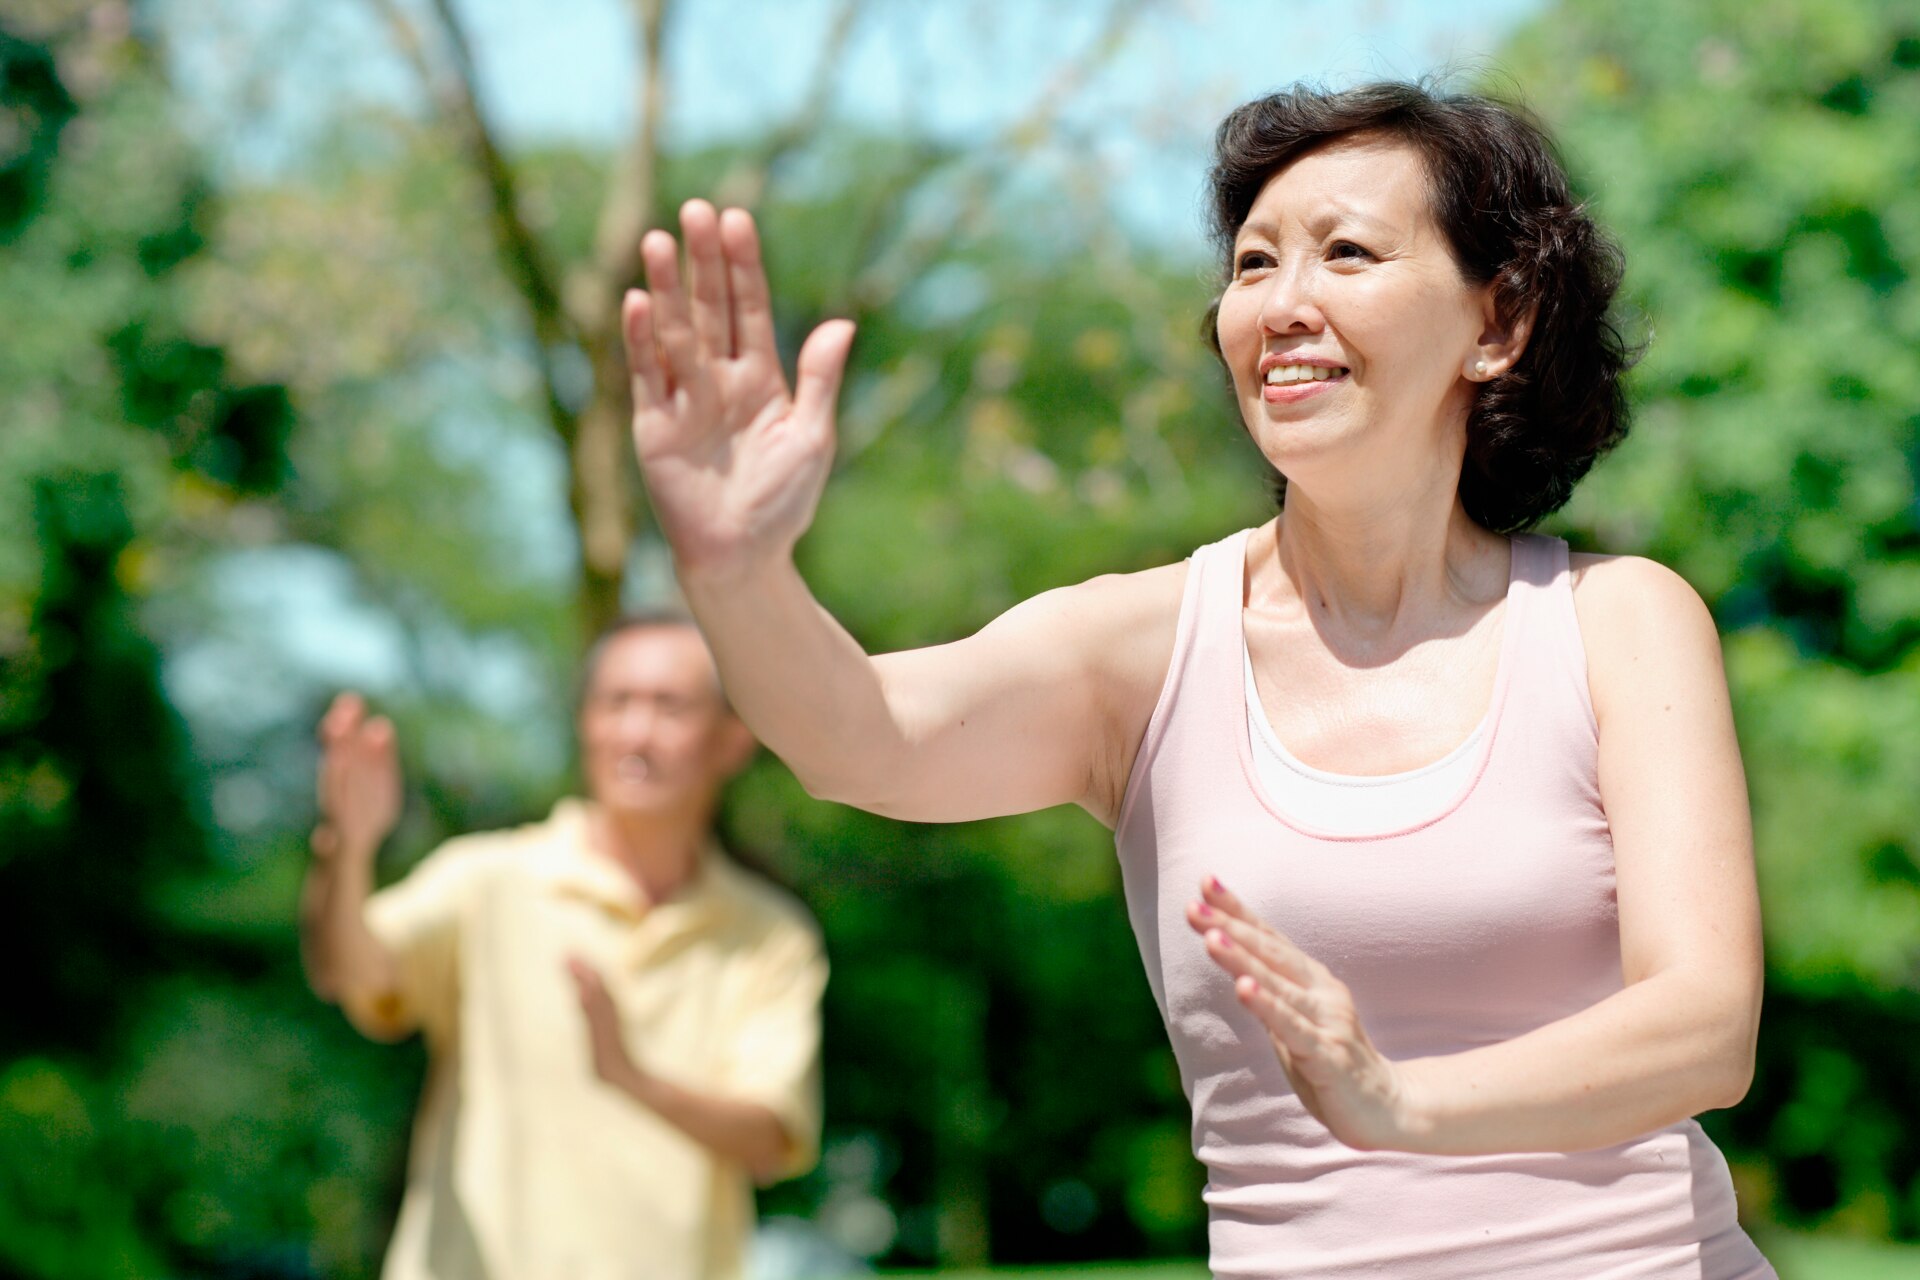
[577,625,752,817]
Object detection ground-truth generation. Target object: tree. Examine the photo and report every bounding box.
[0,7,388,1276]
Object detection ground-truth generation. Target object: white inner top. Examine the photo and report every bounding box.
[1242,632,1487,834]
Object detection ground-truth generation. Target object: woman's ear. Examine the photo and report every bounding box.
[1467,290,1537,381]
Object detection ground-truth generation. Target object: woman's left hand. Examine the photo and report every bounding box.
[1187,877,1428,1152]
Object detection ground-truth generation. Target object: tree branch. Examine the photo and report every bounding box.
[567,0,668,336]
[842,0,1152,313]
[712,0,867,211]
[369,0,581,446]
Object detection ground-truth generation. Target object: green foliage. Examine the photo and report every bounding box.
[0,17,404,1278]
[0,26,75,239]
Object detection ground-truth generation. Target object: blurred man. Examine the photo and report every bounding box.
[300,612,825,1280]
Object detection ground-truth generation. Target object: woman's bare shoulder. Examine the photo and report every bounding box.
[1567,552,1724,722]
[1055,558,1192,668]
[1567,552,1714,630]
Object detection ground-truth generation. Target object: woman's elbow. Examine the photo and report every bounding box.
[1708,1050,1756,1111]
[1705,992,1762,1111]
[793,757,924,818]
[795,767,894,814]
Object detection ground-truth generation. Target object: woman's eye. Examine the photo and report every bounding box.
[1235,251,1271,274]
[1329,241,1372,261]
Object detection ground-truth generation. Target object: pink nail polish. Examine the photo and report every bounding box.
[1196,902,1214,920]
[1208,875,1225,893]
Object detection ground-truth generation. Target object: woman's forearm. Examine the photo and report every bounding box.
[1395,967,1759,1155]
[679,554,910,808]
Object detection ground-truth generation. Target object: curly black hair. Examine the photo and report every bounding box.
[1202,81,1638,533]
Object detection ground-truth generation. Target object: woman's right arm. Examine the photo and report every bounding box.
[629,201,1179,827]
[682,554,1182,825]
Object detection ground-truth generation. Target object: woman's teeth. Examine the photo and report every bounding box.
[1265,364,1347,386]
[616,756,650,779]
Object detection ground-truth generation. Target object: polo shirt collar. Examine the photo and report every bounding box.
[537,798,741,927]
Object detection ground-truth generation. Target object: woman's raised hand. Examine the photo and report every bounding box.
[624,200,856,576]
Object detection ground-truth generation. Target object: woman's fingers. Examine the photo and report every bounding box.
[1198,874,1258,922]
[1203,926,1310,1008]
[1236,975,1325,1066]
[623,289,668,413]
[1195,877,1320,984]
[1187,899,1313,988]
[641,229,702,398]
[720,208,779,367]
[792,319,856,434]
[1205,936,1330,1070]
[680,199,733,357]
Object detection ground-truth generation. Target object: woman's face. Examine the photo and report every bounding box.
[1215,134,1498,487]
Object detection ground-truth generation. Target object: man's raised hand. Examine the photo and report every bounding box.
[624,200,856,577]
[314,692,402,861]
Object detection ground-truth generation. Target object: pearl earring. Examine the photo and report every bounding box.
[1474,360,1489,377]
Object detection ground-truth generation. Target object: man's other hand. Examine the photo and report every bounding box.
[567,956,639,1089]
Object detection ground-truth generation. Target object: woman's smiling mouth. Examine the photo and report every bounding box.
[1262,361,1350,403]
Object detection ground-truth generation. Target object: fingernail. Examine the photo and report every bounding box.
[1196,902,1214,920]
[1207,875,1225,894]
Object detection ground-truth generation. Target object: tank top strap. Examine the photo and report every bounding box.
[1114,528,1253,842]
[1507,532,1599,740]
[1190,526,1257,706]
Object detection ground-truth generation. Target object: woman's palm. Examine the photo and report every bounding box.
[624,201,854,572]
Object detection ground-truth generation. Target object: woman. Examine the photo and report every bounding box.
[622,82,1773,1278]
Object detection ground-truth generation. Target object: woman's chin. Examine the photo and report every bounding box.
[1248,418,1354,471]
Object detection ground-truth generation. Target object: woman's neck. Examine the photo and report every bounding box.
[1265,483,1507,647]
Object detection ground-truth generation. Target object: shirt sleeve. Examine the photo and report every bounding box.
[340,837,494,1043]
[721,916,829,1181]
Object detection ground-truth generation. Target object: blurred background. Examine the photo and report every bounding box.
[3,0,1919,1276]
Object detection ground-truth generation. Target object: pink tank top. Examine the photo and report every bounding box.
[1114,528,1774,1279]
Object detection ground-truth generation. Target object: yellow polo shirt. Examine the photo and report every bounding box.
[346,799,826,1280]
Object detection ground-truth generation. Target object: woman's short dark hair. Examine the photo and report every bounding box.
[1203,80,1637,533]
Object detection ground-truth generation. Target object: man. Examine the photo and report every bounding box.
[300,612,826,1280]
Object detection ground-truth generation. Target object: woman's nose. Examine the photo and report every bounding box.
[1257,261,1322,335]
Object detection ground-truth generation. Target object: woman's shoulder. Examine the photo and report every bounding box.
[1056,523,1258,627]
[1020,557,1193,826]
[1566,551,1713,629]
[980,558,1188,700]
[1061,556,1191,621]
[1565,551,1724,719]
